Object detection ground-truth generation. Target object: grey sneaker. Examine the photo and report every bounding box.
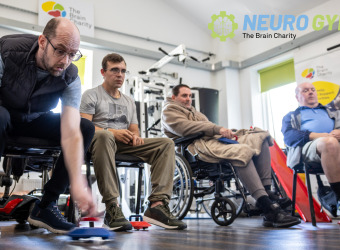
[143,203,187,230]
[102,203,132,231]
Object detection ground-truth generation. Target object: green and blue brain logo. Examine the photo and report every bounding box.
[208,11,238,41]
[42,1,66,17]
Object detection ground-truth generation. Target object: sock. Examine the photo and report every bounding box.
[256,195,274,213]
[329,182,340,201]
[105,199,119,209]
[264,185,272,192]
[38,198,54,209]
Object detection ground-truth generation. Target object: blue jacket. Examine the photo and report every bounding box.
[282,104,340,168]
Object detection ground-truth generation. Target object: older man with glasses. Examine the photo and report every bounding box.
[0,17,96,233]
[80,53,187,231]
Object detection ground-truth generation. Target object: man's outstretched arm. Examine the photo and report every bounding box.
[61,106,96,215]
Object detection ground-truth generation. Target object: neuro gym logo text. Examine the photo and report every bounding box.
[209,11,340,41]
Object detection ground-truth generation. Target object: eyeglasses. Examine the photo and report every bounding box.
[45,36,83,62]
[107,67,129,75]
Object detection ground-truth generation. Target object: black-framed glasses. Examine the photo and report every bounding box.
[107,67,129,75]
[45,36,82,62]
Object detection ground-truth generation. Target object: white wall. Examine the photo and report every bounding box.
[294,32,340,64]
[91,0,212,53]
[211,68,242,128]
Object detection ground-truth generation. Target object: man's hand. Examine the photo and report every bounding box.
[330,129,340,141]
[309,132,331,140]
[219,127,234,139]
[129,134,144,146]
[70,175,97,216]
[112,129,134,144]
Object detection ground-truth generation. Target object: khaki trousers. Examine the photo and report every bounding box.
[90,130,175,206]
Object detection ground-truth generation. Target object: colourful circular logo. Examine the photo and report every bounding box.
[41,1,66,18]
[301,68,315,79]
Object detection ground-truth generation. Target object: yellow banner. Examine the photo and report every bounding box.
[72,55,86,86]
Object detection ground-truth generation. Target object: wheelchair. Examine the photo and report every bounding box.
[169,133,291,226]
[0,136,78,225]
[168,132,252,226]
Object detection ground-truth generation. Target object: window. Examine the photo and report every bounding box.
[258,58,296,148]
[263,82,298,148]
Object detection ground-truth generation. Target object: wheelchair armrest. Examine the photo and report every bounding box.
[173,132,205,146]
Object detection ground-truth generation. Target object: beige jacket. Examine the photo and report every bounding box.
[161,98,273,167]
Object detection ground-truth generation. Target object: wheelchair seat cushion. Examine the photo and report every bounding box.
[6,136,60,148]
[191,161,232,181]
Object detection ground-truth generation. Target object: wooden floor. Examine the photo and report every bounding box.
[0,217,340,250]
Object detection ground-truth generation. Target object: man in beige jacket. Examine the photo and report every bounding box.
[162,84,300,228]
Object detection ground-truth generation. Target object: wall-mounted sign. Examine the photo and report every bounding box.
[38,0,94,37]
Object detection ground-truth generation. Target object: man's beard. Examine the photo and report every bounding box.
[41,50,65,77]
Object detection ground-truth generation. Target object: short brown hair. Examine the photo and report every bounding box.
[102,53,126,70]
[42,18,79,39]
[42,18,60,39]
[172,84,190,96]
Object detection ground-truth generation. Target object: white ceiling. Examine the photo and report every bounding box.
[167,0,330,43]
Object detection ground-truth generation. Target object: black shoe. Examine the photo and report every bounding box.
[103,203,132,231]
[262,202,301,228]
[143,202,187,230]
[28,200,75,234]
[267,190,292,209]
[317,186,338,217]
[243,203,263,216]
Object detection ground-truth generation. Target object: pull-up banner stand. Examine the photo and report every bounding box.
[295,48,340,110]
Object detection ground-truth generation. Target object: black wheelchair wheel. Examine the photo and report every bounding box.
[211,197,236,226]
[202,182,246,218]
[169,153,194,220]
[224,185,246,217]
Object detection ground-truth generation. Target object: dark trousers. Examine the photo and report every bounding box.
[0,106,94,203]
